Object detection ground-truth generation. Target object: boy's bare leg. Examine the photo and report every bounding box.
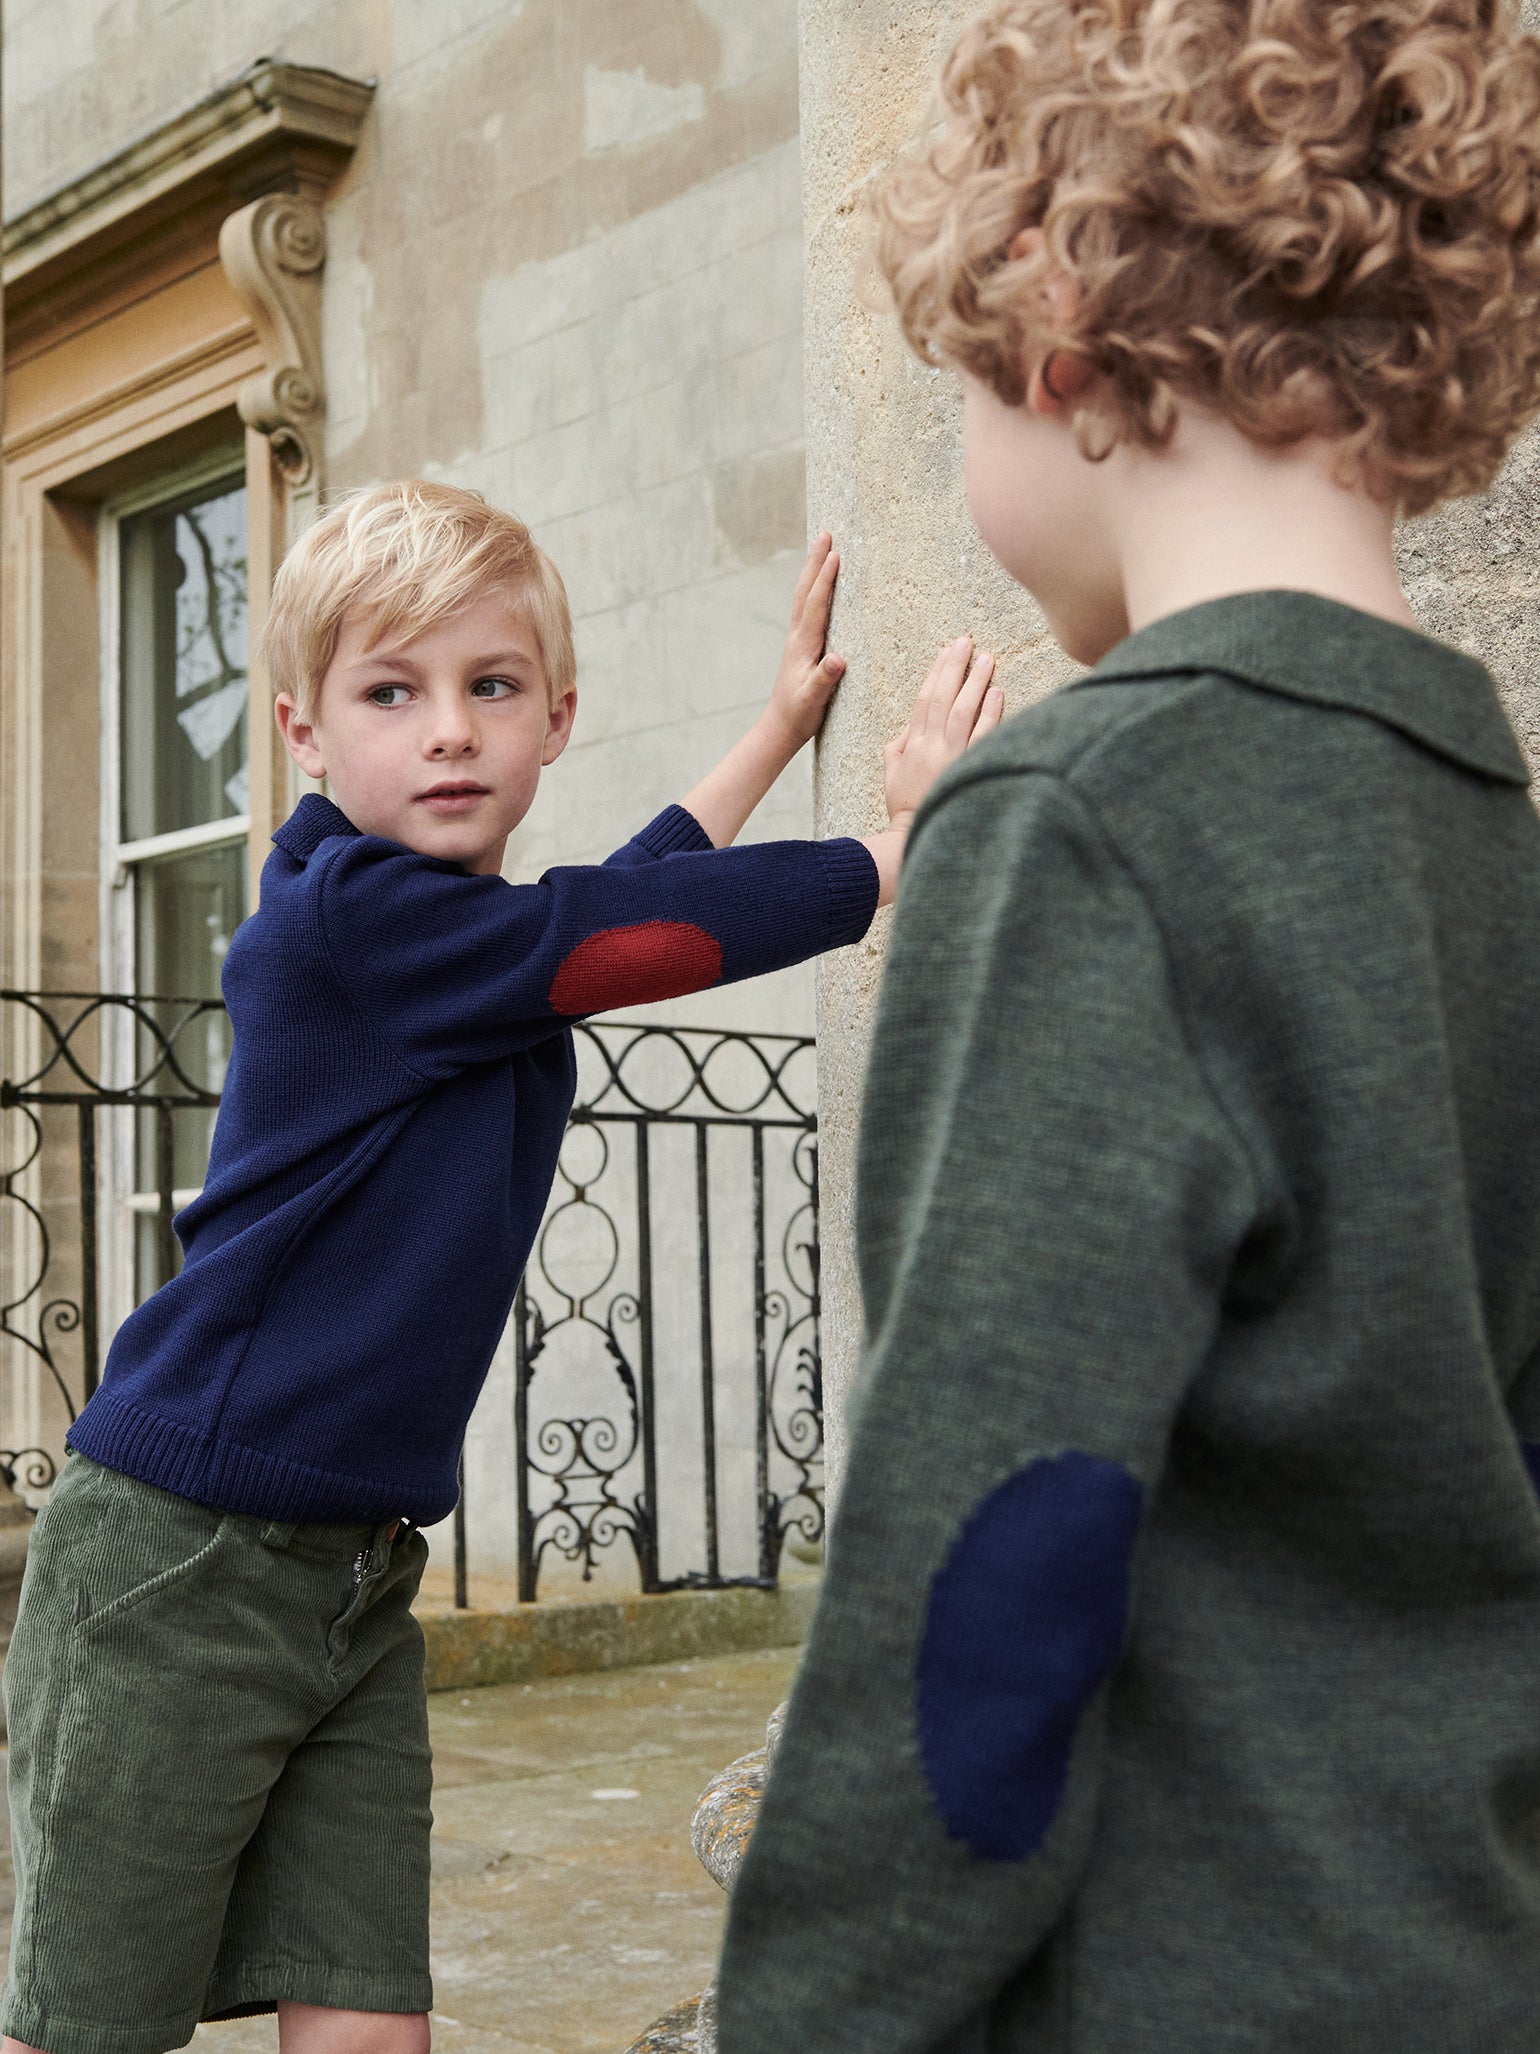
[278,2003,430,2054]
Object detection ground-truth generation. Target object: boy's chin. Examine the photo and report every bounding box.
[379,811,515,874]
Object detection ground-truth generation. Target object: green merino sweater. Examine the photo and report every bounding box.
[716,593,1540,2052]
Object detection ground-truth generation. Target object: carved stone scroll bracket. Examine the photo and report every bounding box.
[219,192,328,536]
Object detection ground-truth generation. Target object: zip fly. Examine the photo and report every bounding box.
[352,1519,408,1586]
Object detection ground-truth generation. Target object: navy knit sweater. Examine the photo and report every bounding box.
[68,795,878,1525]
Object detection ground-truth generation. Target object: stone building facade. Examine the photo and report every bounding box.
[6,0,1540,1599]
[0,0,820,1591]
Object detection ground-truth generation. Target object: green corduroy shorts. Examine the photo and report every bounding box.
[1,1453,434,2054]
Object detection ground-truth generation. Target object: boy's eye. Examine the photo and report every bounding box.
[471,675,519,699]
[367,684,412,708]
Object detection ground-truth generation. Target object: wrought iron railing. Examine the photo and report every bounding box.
[517,1021,823,1601]
[0,993,824,1605]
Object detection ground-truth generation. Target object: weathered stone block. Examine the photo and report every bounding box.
[418,1581,816,1694]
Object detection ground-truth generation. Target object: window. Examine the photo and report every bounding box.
[104,459,250,1299]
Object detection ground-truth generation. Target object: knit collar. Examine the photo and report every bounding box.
[271,793,361,861]
[1077,591,1530,787]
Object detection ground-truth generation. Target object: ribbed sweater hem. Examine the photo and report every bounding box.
[66,1389,450,1527]
[817,837,881,949]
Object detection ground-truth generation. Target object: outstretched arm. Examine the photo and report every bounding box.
[317,819,881,1075]
[317,548,1007,1072]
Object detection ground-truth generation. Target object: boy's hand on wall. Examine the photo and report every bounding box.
[679,533,850,847]
[766,532,848,748]
[883,637,1002,830]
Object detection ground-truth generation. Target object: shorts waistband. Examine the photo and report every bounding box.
[58,1454,419,1563]
[256,1515,418,1559]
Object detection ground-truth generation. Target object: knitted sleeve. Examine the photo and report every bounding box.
[314,808,878,1075]
[599,803,716,867]
[715,769,1257,2054]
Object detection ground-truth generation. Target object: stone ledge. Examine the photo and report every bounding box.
[417,1581,818,1693]
[4,60,376,286]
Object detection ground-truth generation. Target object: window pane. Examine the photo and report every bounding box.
[121,475,249,844]
[133,840,244,1297]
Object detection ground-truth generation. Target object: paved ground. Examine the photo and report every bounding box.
[0,1645,796,2054]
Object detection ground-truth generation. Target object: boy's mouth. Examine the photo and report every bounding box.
[416,780,491,814]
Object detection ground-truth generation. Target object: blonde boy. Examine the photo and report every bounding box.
[0,483,1000,2054]
[718,2,1540,2049]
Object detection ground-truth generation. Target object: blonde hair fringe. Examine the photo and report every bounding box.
[263,482,577,716]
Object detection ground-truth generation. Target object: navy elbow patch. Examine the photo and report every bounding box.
[915,1452,1143,1862]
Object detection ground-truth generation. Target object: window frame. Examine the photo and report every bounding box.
[97,445,251,1324]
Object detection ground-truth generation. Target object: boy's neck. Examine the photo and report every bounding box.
[1112,403,1418,644]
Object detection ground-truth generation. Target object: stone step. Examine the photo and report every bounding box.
[417,1580,818,1693]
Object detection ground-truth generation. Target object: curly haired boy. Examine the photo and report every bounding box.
[716,2,1540,2049]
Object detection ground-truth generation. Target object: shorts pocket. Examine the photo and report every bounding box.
[68,1486,228,1638]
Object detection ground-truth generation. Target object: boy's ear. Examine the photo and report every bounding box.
[1009,226,1096,418]
[1027,349,1099,417]
[275,693,327,781]
[541,688,578,767]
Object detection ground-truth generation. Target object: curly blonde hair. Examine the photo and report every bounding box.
[875,0,1540,513]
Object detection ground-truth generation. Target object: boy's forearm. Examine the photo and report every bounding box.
[860,825,909,907]
[680,711,805,848]
[677,709,905,906]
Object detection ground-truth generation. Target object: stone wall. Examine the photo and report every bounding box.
[3,0,817,1030]
[3,0,820,1582]
[15,0,1538,1570]
[798,0,1070,1491]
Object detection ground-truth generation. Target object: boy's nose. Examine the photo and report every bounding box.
[426,719,478,758]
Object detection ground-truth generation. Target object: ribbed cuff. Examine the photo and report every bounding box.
[817,837,881,950]
[634,804,716,858]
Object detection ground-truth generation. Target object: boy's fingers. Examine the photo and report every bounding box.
[946,650,996,739]
[808,547,841,621]
[792,546,841,657]
[916,636,972,732]
[789,532,833,625]
[966,684,1006,746]
[925,636,977,731]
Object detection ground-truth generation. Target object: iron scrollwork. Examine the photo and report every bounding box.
[762,1128,825,1567]
[515,1119,652,1595]
[0,992,223,1453]
[516,1022,826,1600]
[0,1092,81,1436]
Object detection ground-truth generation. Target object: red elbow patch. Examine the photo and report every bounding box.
[549,921,724,1016]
